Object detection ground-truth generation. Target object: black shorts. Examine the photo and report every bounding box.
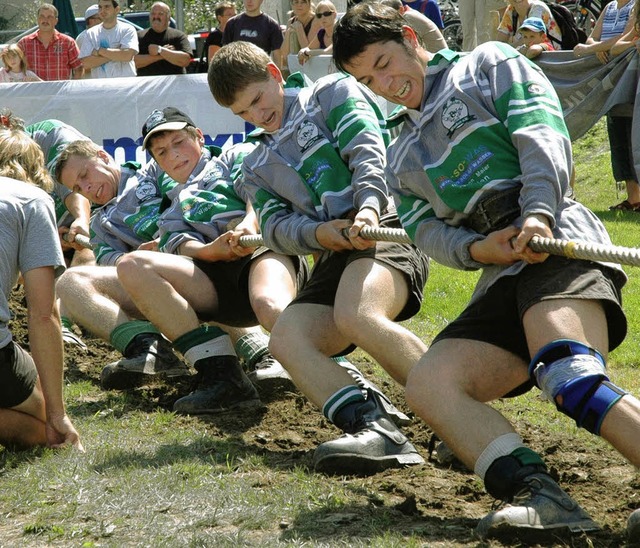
[194,248,309,327]
[0,341,38,408]
[432,256,627,396]
[289,217,429,321]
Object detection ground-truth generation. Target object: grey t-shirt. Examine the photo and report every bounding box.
[0,180,65,348]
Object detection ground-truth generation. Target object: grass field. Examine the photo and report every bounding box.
[1,118,639,547]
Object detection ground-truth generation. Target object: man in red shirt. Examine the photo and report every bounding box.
[17,3,83,81]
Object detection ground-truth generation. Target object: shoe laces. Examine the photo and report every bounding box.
[507,474,576,512]
[254,354,277,370]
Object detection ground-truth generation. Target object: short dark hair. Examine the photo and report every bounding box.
[208,42,272,107]
[215,1,236,17]
[333,2,406,72]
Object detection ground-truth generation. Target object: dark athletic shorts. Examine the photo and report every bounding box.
[0,341,38,408]
[432,256,627,396]
[288,216,429,354]
[194,247,309,327]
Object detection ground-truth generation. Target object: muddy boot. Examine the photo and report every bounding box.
[476,468,600,539]
[101,333,191,390]
[337,360,411,427]
[173,355,262,415]
[313,388,424,475]
[62,326,88,351]
[246,352,296,395]
[628,508,640,540]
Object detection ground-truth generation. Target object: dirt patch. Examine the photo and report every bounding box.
[8,287,639,546]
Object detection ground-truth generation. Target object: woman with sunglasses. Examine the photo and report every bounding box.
[281,0,320,71]
[298,1,337,64]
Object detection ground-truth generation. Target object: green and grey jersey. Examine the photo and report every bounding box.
[387,43,625,301]
[237,72,391,256]
[26,119,90,225]
[90,163,178,265]
[158,149,248,254]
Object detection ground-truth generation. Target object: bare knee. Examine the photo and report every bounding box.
[251,293,287,332]
[116,252,148,283]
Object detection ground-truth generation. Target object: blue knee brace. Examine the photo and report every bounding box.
[529,339,627,435]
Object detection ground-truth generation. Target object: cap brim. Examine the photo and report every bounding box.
[142,121,188,150]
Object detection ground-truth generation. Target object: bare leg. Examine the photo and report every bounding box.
[248,252,298,331]
[0,378,47,448]
[270,303,356,408]
[334,259,427,385]
[524,298,640,467]
[116,251,220,340]
[56,266,141,340]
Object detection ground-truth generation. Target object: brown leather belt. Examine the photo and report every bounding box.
[466,186,522,236]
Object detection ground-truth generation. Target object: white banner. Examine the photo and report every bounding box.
[0,73,250,165]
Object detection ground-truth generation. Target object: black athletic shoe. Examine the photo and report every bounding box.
[313,389,424,475]
[476,472,600,539]
[173,355,262,415]
[101,333,190,390]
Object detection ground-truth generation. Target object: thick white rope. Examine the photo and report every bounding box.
[68,226,640,267]
[238,227,640,267]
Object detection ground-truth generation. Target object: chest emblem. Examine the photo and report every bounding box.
[441,97,476,138]
[296,120,321,151]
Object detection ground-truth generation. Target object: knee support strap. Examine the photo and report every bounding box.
[529,339,627,435]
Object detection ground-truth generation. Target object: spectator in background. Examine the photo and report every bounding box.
[281,0,319,71]
[0,45,42,83]
[204,2,237,64]
[17,3,83,81]
[298,0,337,64]
[575,0,637,211]
[75,4,102,52]
[401,0,444,29]
[381,0,447,52]
[135,2,192,76]
[515,16,555,58]
[0,128,83,451]
[223,0,284,64]
[79,0,138,78]
[459,0,507,50]
[497,0,561,48]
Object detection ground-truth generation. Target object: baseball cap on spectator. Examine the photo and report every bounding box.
[84,4,99,20]
[142,107,196,150]
[519,17,546,34]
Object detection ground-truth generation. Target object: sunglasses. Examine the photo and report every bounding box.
[316,10,335,17]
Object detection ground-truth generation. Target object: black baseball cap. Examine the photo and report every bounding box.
[142,107,196,150]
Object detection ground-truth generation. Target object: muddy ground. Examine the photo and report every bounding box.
[8,287,640,547]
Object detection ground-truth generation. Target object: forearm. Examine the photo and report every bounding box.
[98,47,136,62]
[158,47,191,67]
[24,268,65,419]
[64,192,91,228]
[134,54,160,68]
[81,55,108,69]
[29,313,65,418]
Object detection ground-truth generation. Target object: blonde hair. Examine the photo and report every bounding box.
[54,139,101,183]
[0,129,53,192]
[1,45,30,75]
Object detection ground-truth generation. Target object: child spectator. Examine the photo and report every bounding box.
[0,45,42,83]
[516,17,554,58]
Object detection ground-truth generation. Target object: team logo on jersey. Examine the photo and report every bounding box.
[296,120,321,151]
[441,97,476,138]
[135,180,157,200]
[527,83,546,96]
